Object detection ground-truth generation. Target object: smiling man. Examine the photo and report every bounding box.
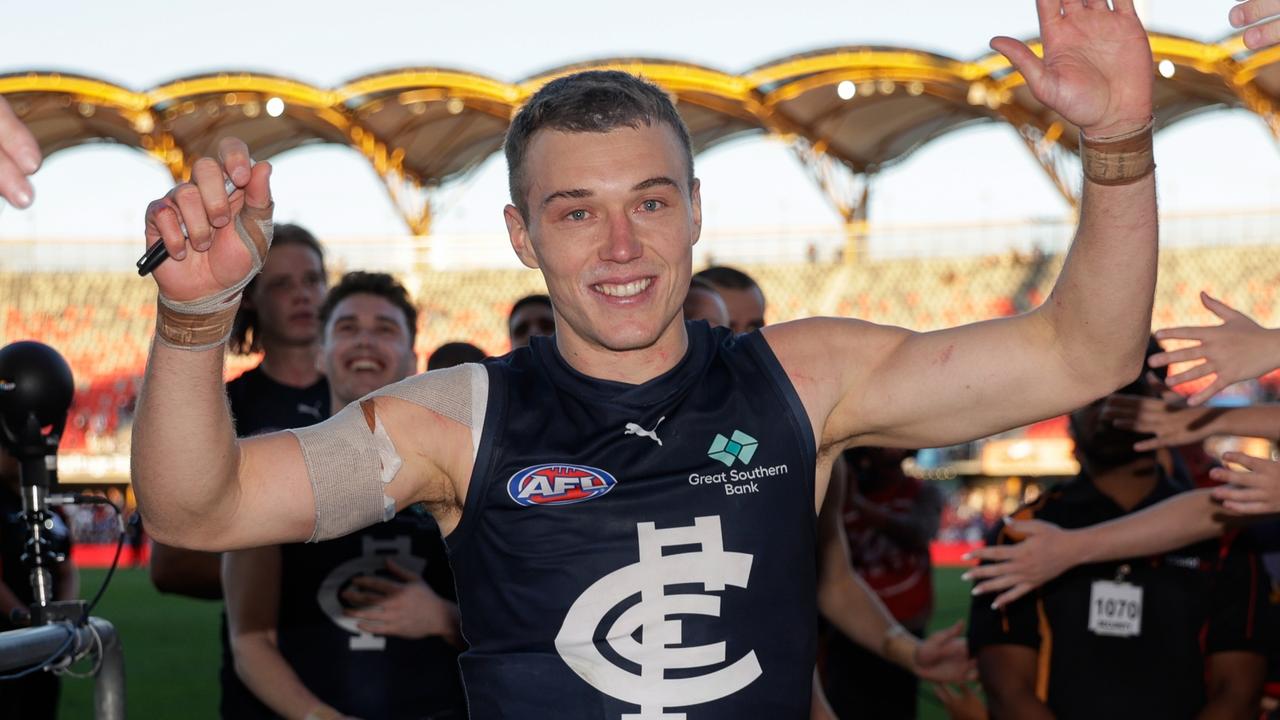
[131,3,1159,717]
[222,272,466,720]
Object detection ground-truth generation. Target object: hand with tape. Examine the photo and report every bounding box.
[0,95,42,208]
[142,137,274,350]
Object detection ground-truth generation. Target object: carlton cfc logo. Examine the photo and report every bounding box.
[508,464,618,507]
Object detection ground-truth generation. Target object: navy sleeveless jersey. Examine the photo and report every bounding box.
[273,506,467,719]
[221,365,330,719]
[448,321,818,720]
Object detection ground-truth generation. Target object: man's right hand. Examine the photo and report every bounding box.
[1150,293,1280,405]
[0,95,42,208]
[1233,0,1280,49]
[143,136,272,302]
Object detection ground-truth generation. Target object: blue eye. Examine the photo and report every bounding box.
[567,209,588,221]
[641,200,664,212]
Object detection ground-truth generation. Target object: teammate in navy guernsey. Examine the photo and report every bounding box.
[224,272,466,720]
[132,3,1159,717]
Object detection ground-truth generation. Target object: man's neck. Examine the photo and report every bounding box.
[554,317,689,385]
[257,340,322,389]
[1090,458,1160,513]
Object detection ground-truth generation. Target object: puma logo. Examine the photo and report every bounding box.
[297,402,323,420]
[624,416,666,446]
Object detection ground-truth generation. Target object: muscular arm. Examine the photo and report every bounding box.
[132,343,316,549]
[223,546,339,720]
[131,141,467,551]
[1198,652,1265,720]
[770,171,1155,454]
[770,3,1157,454]
[977,646,1054,720]
[148,542,222,599]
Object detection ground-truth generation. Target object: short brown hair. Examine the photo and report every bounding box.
[229,224,326,355]
[504,70,694,219]
[318,271,419,347]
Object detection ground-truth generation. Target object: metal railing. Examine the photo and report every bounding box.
[0,616,125,719]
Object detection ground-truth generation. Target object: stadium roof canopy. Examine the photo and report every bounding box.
[1,31,1274,234]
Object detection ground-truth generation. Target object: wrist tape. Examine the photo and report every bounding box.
[1080,118,1155,187]
[155,203,274,351]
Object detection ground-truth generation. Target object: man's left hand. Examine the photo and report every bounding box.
[991,0,1153,137]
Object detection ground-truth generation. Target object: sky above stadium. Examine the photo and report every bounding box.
[1,0,1278,251]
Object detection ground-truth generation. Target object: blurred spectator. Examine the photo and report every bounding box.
[427,341,486,371]
[969,371,1267,719]
[823,447,943,719]
[684,277,730,327]
[693,266,765,335]
[507,294,554,350]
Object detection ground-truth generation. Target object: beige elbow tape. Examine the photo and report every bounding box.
[155,203,275,351]
[289,363,488,542]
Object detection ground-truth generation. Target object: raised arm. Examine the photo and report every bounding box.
[130,139,316,549]
[131,139,462,551]
[768,0,1157,452]
[0,95,41,208]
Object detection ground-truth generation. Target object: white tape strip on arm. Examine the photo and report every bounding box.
[288,363,488,542]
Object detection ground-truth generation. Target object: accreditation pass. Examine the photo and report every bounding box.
[1088,580,1143,637]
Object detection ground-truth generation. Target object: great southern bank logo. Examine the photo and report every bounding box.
[508,464,617,507]
[707,430,758,467]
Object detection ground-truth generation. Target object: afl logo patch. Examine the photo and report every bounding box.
[508,464,617,507]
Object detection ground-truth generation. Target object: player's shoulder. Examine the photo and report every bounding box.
[763,316,909,358]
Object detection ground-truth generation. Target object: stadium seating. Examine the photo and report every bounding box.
[4,244,1279,452]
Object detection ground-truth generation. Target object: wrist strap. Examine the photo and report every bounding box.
[1080,118,1155,187]
[153,202,273,351]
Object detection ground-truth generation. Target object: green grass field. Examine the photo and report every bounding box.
[54,566,976,719]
